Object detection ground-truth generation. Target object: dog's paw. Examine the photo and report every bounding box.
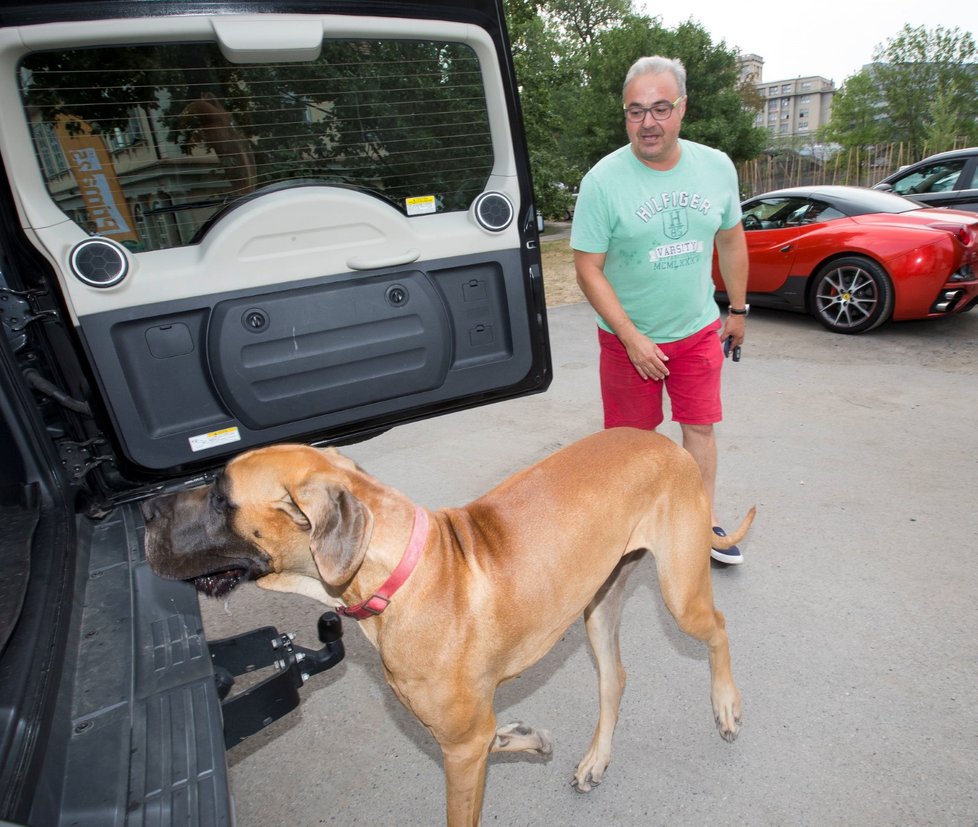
[570,773,596,794]
[492,722,552,756]
[571,754,609,793]
[714,709,742,742]
[536,728,554,756]
[713,686,742,742]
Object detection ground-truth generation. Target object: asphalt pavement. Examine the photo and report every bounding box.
[199,300,978,826]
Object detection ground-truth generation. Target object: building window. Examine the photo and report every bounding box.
[30,121,69,178]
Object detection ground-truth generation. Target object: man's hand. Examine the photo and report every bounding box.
[622,331,670,381]
[720,313,746,349]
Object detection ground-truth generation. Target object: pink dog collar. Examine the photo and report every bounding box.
[336,507,429,621]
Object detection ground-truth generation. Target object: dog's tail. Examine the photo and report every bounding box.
[711,506,756,549]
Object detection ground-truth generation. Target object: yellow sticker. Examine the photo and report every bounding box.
[189,426,241,453]
[405,195,436,216]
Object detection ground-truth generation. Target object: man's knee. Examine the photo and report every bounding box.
[680,422,715,441]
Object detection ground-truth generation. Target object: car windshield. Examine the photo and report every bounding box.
[19,38,493,252]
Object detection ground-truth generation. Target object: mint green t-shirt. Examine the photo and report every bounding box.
[571,139,742,343]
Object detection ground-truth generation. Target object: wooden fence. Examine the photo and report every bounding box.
[736,141,972,197]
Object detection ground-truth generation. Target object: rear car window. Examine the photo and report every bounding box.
[19,38,493,252]
[888,160,965,196]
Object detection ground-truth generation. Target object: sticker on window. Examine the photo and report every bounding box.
[405,195,436,216]
[189,426,241,453]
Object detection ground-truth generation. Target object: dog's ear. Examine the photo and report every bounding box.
[289,480,372,586]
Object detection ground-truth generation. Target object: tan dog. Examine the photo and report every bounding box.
[178,92,257,195]
[142,428,753,826]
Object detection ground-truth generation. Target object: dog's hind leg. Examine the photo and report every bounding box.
[572,552,644,793]
[655,537,741,742]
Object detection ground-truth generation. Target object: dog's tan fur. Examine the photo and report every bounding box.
[143,428,753,826]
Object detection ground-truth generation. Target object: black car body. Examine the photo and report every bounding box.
[0,1,550,823]
[873,147,978,212]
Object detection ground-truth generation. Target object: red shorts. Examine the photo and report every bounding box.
[598,319,723,430]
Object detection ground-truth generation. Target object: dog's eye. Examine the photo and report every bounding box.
[210,487,229,511]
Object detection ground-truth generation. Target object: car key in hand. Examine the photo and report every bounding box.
[723,336,741,362]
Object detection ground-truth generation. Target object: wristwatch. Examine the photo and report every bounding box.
[728,304,749,316]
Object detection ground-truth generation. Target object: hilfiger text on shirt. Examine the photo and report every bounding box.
[635,191,712,223]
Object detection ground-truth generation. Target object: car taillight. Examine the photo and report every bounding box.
[930,222,977,248]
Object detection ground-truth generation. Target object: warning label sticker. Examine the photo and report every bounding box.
[189,426,242,453]
[405,195,436,216]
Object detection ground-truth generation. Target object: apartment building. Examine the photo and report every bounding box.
[739,54,836,139]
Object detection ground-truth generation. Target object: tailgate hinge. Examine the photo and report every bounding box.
[58,437,111,483]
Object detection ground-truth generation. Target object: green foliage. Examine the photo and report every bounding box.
[875,24,978,152]
[665,21,767,164]
[504,3,767,216]
[827,24,978,155]
[546,0,632,52]
[824,70,886,149]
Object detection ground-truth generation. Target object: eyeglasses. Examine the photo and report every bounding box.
[623,96,685,122]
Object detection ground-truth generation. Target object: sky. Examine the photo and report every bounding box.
[640,0,973,85]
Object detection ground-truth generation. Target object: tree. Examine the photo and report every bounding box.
[546,0,632,55]
[666,21,767,163]
[572,15,766,171]
[874,24,978,153]
[504,0,584,218]
[827,24,978,154]
[824,70,886,150]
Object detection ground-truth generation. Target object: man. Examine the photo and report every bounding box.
[571,55,749,564]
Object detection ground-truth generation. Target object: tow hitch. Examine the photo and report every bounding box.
[208,611,344,748]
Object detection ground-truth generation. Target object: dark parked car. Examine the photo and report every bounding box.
[873,147,978,212]
[0,1,550,824]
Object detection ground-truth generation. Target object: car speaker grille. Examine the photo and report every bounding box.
[69,238,129,287]
[473,192,514,232]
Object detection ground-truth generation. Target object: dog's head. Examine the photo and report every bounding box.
[142,445,373,598]
[176,92,232,151]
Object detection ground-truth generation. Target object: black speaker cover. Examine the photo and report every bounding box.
[69,238,129,287]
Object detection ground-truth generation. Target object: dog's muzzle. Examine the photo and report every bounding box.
[141,489,271,598]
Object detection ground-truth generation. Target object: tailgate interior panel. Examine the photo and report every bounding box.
[82,250,531,470]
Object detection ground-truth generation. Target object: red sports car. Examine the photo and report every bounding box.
[713,185,978,333]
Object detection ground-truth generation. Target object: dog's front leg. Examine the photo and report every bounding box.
[438,722,497,826]
[394,677,498,826]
